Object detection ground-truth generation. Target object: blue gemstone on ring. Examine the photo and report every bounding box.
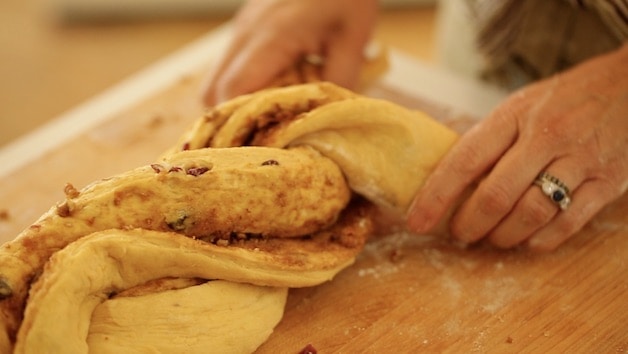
[552,190,565,202]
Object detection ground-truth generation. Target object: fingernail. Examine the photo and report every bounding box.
[527,236,556,252]
[450,221,477,244]
[406,209,430,234]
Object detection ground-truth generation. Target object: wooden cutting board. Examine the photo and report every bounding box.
[0,25,626,353]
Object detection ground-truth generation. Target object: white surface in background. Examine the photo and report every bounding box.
[51,0,437,21]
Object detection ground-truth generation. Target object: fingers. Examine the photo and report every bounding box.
[323,35,367,90]
[406,102,522,235]
[202,0,323,106]
[436,130,616,251]
[486,160,586,248]
[202,0,377,106]
[527,179,614,251]
[408,86,626,252]
[203,31,306,106]
[448,136,550,243]
[322,5,377,89]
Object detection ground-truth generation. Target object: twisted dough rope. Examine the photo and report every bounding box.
[0,82,458,353]
[167,82,459,213]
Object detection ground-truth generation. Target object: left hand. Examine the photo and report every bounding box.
[202,0,377,106]
[407,44,628,251]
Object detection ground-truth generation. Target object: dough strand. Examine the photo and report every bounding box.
[0,82,457,353]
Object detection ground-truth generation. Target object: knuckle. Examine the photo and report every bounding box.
[556,218,580,239]
[598,159,628,195]
[449,218,483,243]
[523,111,581,151]
[545,117,573,139]
[489,233,521,249]
[553,215,581,238]
[521,197,555,226]
[532,121,573,151]
[475,181,514,217]
[447,142,485,178]
[529,238,562,252]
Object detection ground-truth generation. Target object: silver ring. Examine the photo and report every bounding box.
[533,172,571,210]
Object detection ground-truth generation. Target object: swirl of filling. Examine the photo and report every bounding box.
[0,82,458,353]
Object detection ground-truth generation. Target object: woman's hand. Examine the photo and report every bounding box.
[407,44,628,251]
[203,0,378,105]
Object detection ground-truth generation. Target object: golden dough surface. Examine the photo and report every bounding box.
[175,82,459,213]
[0,82,457,353]
[16,229,294,354]
[87,281,287,354]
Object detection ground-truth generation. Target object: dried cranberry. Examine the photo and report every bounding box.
[186,167,210,176]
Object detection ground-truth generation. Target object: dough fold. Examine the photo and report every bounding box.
[169,82,459,213]
[0,82,458,353]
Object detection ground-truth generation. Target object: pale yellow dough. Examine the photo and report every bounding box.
[87,281,287,354]
[174,82,459,213]
[15,229,291,354]
[0,82,458,353]
[255,97,459,212]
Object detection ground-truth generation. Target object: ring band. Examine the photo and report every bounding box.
[534,172,571,210]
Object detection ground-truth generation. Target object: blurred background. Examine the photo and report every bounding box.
[0,0,437,148]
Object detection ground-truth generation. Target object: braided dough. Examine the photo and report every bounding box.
[0,82,458,353]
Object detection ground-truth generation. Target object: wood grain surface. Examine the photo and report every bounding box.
[1,13,626,354]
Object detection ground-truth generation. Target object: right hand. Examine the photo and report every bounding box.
[202,0,378,106]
